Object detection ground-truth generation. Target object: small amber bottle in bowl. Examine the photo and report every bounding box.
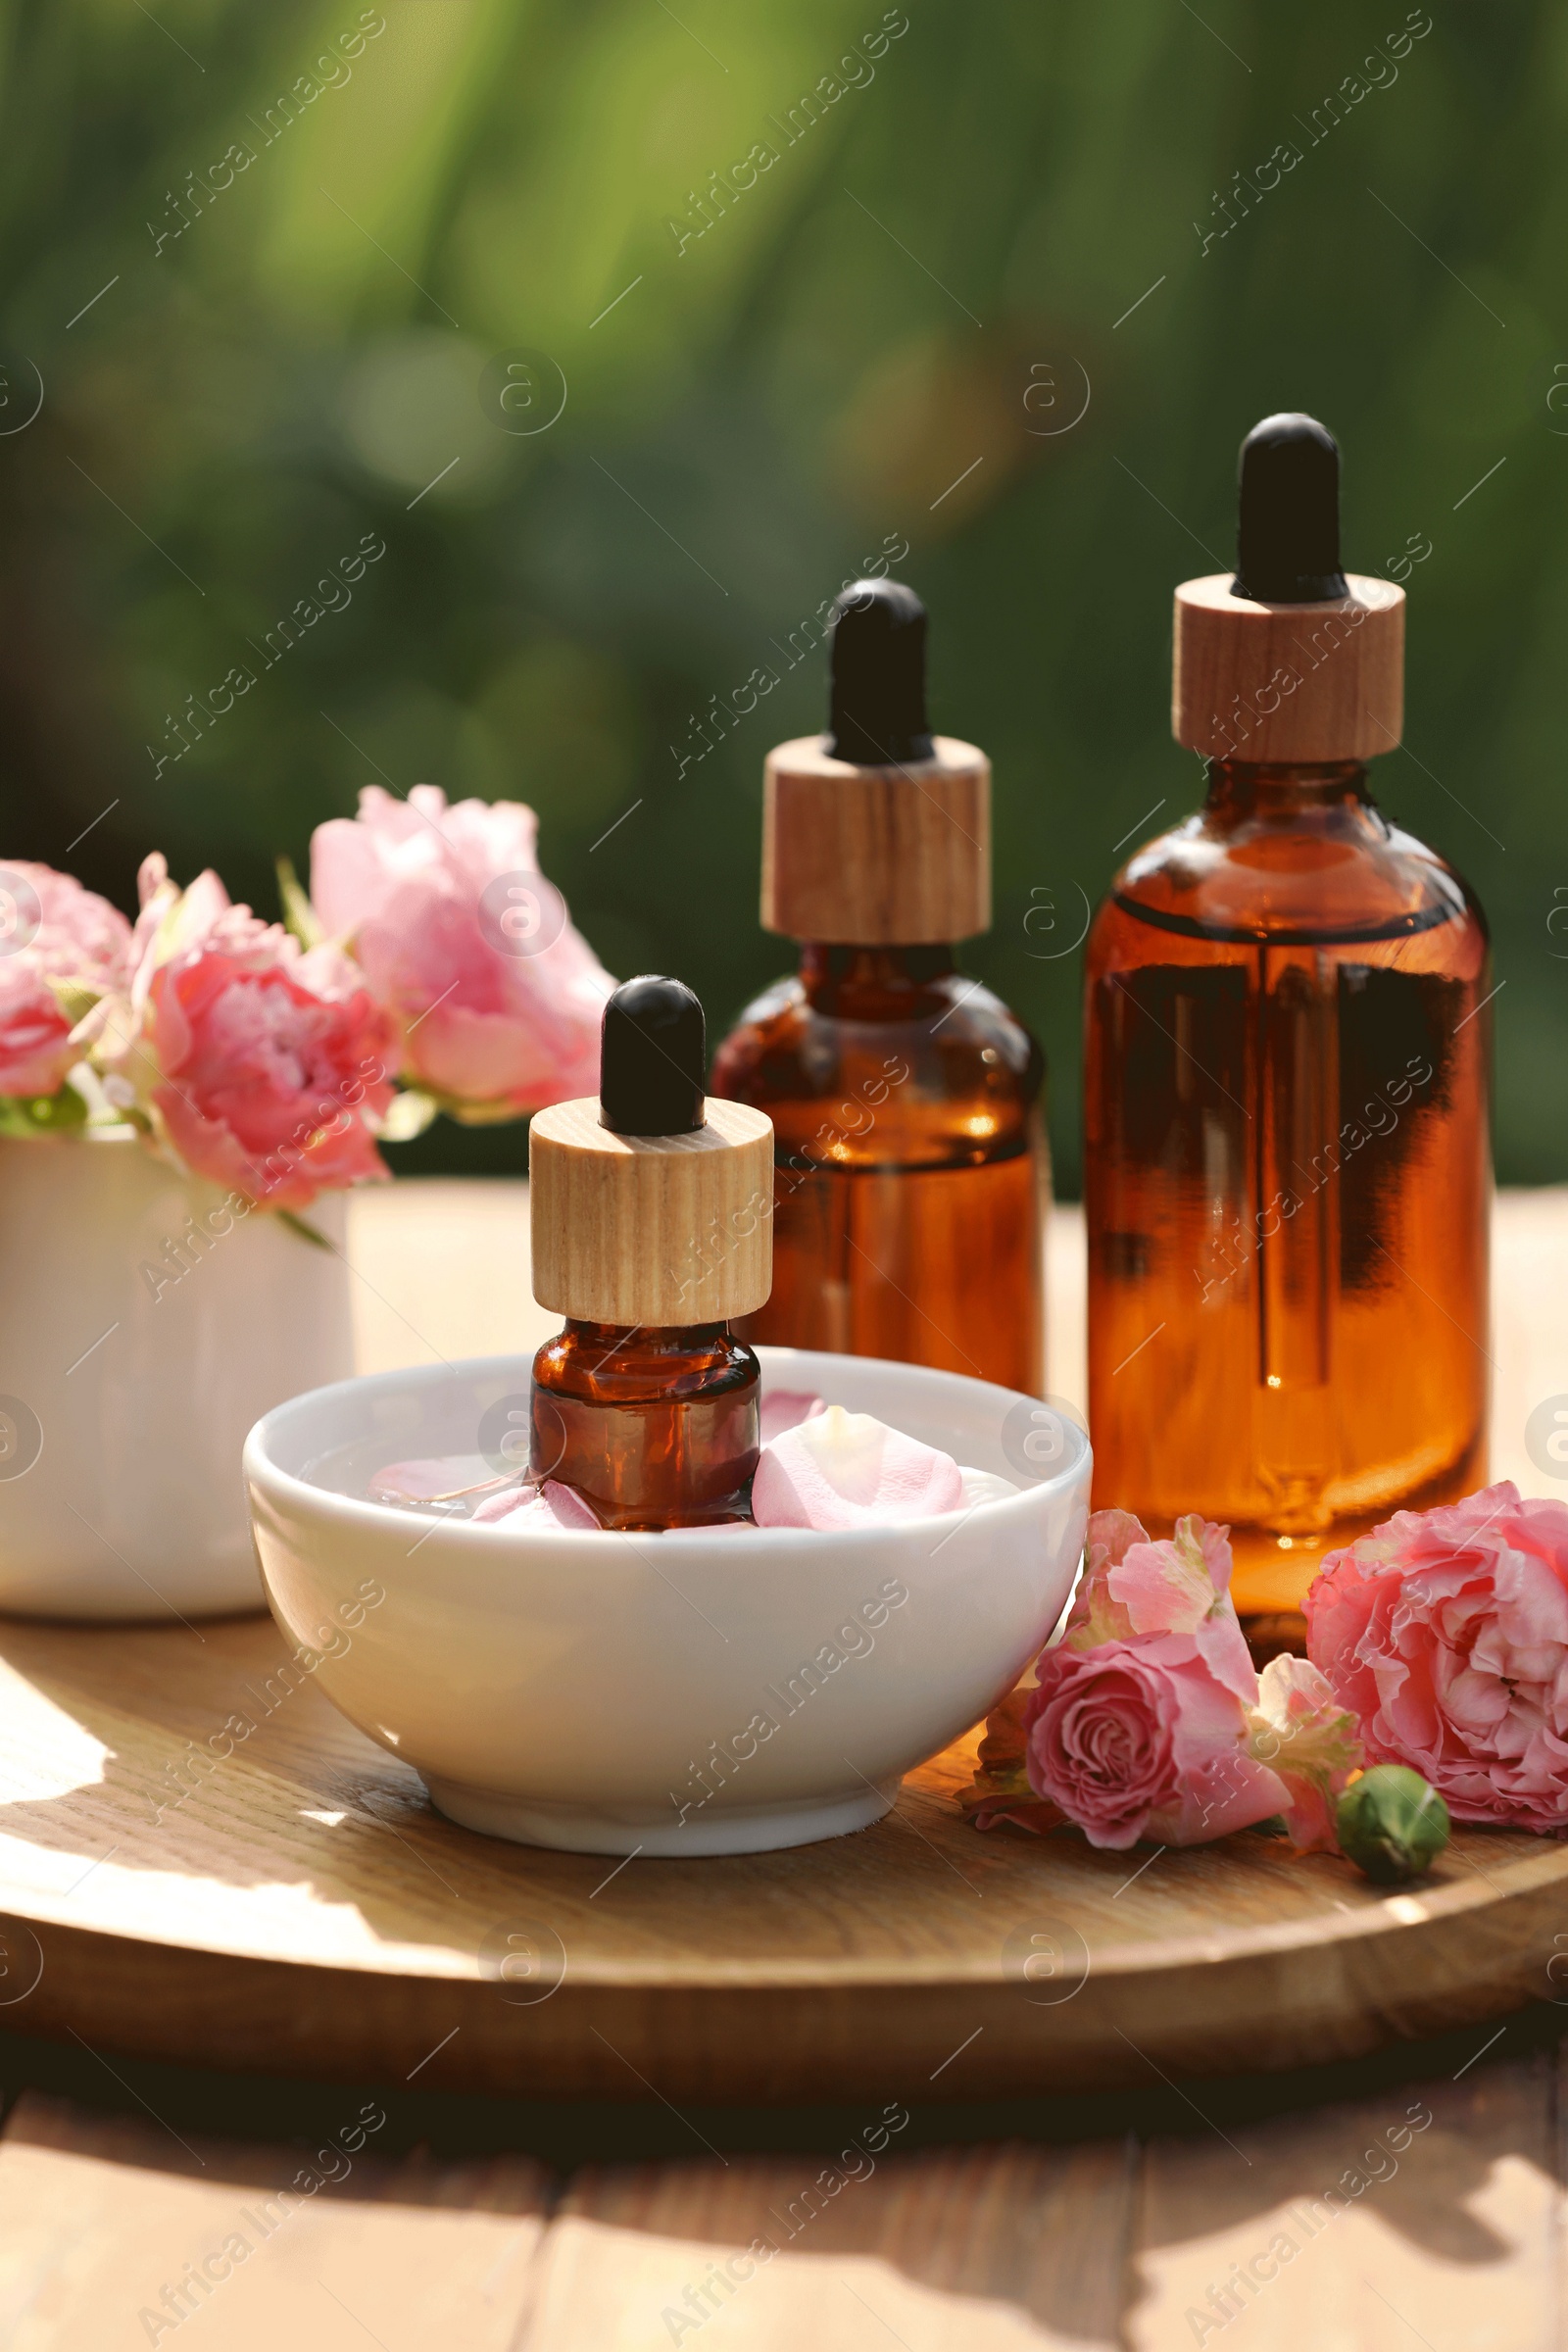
[529,976,774,1530]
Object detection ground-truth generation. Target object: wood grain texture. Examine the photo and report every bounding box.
[1172,572,1404,762]
[523,2140,1134,2348]
[0,2089,553,2351]
[1128,2053,1562,2350]
[0,1610,1564,2106]
[529,1097,773,1325]
[760,734,990,945]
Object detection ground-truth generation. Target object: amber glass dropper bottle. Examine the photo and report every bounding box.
[529,976,775,1529]
[1084,414,1491,1654]
[710,579,1047,1395]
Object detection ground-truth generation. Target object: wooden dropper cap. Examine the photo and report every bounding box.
[1172,413,1404,764]
[530,977,773,1327]
[761,579,991,944]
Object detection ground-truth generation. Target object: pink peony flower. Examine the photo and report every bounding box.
[0,861,132,1097]
[751,1404,963,1530]
[1247,1655,1363,1852]
[95,856,396,1210]
[310,785,613,1120]
[1306,1481,1568,1831]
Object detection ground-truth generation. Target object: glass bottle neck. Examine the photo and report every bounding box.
[563,1318,732,1355]
[1203,758,1374,824]
[798,942,957,1017]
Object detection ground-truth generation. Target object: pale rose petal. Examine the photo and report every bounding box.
[759,1391,826,1443]
[1062,1510,1148,1649]
[960,1468,1021,1508]
[751,1404,963,1530]
[1066,1511,1240,1659]
[481,1479,601,1532]
[1145,1749,1291,1846]
[471,1484,536,1524]
[1087,1509,1148,1571]
[1109,1537,1213,1637]
[1110,1516,1234,1637]
[370,1455,498,1504]
[1246,1654,1363,1852]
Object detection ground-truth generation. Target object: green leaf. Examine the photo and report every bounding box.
[44,976,104,1030]
[275,1207,333,1250]
[0,1084,91,1139]
[275,857,324,950]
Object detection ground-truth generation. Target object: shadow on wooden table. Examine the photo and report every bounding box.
[0,2037,1562,2350]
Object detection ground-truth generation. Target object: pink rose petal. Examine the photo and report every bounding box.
[759,1390,826,1444]
[478,1478,602,1532]
[751,1405,963,1531]
[371,1455,498,1504]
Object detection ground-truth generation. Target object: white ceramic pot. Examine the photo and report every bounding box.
[0,1131,352,1621]
[246,1346,1092,1857]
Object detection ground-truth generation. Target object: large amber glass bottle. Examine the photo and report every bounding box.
[1084,416,1490,1645]
[711,581,1046,1396]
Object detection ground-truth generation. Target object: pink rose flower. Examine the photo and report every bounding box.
[752,1404,963,1530]
[970,1507,1288,1846]
[310,785,613,1119]
[1306,1481,1568,1831]
[0,861,132,1097]
[98,856,396,1210]
[1022,1635,1290,1850]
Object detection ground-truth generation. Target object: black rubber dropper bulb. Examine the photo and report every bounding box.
[1231,413,1349,606]
[599,975,706,1136]
[826,577,935,766]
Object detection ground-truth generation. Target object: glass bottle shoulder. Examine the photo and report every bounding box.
[533,1321,757,1404]
[1092,781,1487,964]
[710,968,1043,1169]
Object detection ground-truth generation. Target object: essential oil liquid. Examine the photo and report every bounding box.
[1085,760,1490,1642]
[712,946,1047,1396]
[531,1320,760,1531]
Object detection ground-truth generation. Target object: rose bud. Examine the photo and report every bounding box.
[1335,1765,1449,1884]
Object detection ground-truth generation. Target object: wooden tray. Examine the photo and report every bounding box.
[1,1612,1563,2105]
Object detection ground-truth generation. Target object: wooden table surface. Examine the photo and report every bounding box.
[2,1179,1566,2350]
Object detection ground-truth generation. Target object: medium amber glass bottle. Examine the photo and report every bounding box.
[529,976,775,1529]
[711,580,1046,1396]
[1084,416,1491,1646]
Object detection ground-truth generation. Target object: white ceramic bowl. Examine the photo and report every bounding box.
[244,1347,1091,1857]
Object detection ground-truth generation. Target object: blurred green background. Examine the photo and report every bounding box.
[3,0,1559,1190]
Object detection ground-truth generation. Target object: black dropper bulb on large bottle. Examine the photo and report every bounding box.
[826,578,934,765]
[1232,413,1349,605]
[600,976,706,1136]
